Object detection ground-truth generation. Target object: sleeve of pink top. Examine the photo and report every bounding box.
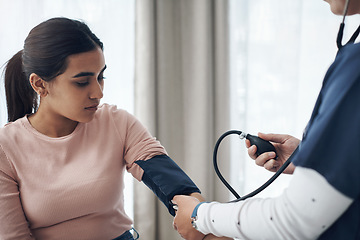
[109,107,167,181]
[0,145,35,240]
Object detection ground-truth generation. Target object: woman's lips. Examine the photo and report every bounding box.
[85,105,99,111]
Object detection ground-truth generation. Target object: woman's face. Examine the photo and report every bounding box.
[43,47,106,124]
[324,0,360,15]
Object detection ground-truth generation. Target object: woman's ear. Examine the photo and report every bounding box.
[29,73,48,97]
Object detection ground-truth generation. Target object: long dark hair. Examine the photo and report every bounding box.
[4,17,103,122]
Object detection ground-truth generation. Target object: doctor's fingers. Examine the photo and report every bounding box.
[246,143,257,160]
[173,216,203,240]
[263,159,280,172]
[254,151,277,167]
[173,195,200,208]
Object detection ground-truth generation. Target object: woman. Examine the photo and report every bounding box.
[173,0,360,239]
[0,17,224,240]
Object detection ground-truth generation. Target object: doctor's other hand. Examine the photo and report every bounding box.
[172,196,232,240]
[246,132,300,174]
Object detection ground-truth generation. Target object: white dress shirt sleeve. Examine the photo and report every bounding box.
[194,167,353,240]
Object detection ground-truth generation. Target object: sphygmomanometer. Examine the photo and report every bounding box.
[213,130,298,202]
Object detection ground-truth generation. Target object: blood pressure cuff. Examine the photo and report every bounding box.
[135,155,201,216]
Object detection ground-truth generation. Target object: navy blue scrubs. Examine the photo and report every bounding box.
[292,42,360,239]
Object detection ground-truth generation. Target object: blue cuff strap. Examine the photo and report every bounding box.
[191,202,208,219]
[135,155,201,216]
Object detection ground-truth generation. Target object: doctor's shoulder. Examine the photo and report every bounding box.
[337,41,360,64]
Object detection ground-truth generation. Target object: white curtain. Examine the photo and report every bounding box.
[229,0,360,199]
[134,0,230,239]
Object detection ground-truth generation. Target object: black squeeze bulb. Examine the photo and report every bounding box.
[246,134,277,157]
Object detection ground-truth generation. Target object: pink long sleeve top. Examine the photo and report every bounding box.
[0,104,167,240]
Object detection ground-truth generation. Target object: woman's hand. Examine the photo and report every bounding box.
[246,133,300,174]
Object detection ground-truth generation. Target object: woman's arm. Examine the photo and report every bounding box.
[135,154,201,216]
[0,169,34,239]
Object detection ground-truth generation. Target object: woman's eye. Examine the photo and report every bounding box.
[98,76,106,82]
[76,82,89,87]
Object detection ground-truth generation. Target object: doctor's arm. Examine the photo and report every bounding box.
[173,167,353,239]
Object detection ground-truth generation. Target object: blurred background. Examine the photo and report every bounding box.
[1,0,359,239]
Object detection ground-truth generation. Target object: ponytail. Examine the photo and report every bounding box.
[4,50,37,122]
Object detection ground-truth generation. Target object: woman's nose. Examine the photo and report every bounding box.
[90,80,104,99]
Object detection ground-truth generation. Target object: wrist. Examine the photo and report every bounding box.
[191,201,208,230]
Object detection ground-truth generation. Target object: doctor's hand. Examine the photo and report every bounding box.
[246,133,300,174]
[172,196,232,240]
[172,195,204,240]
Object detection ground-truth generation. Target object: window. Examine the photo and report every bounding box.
[228,0,359,199]
[0,0,135,218]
